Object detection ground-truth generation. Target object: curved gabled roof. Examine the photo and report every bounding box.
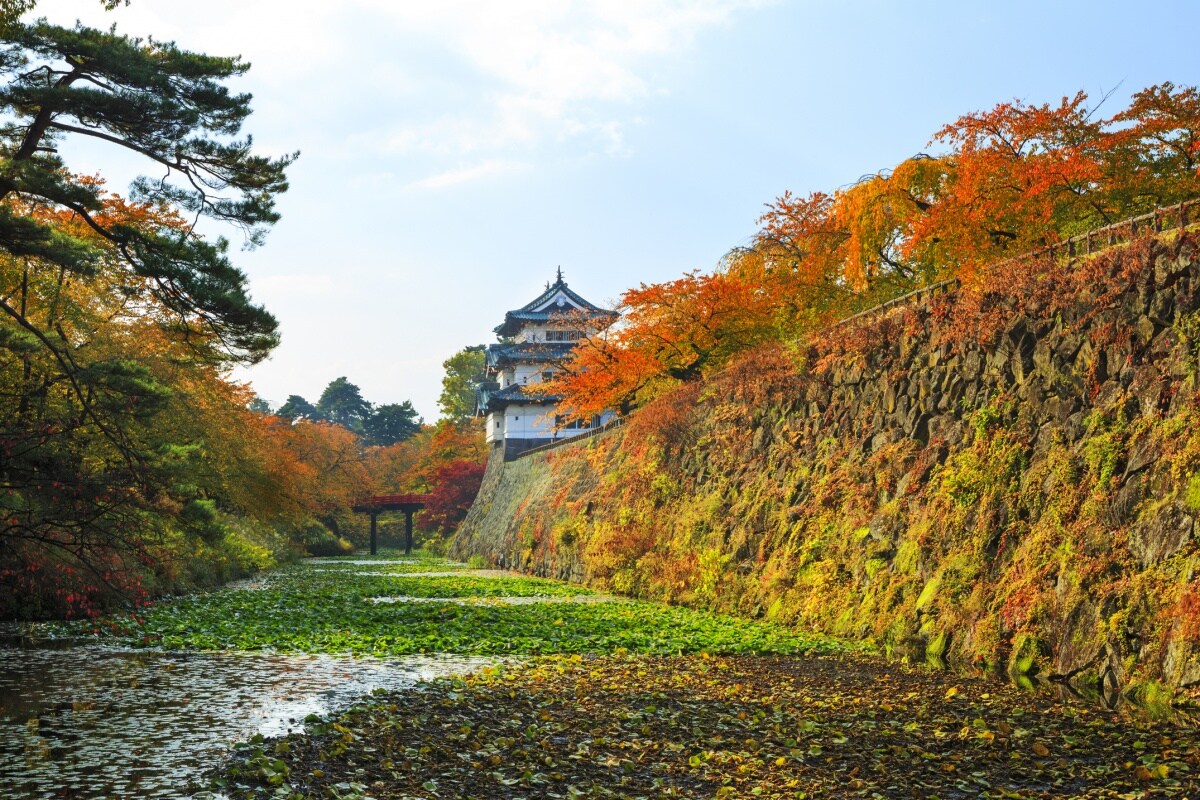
[486,341,577,368]
[479,382,561,411]
[495,272,618,337]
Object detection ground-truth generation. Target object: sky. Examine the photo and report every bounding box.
[31,0,1200,420]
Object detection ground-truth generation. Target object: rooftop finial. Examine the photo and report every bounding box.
[556,265,563,284]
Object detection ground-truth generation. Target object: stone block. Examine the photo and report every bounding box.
[1133,315,1157,348]
[1128,504,1194,568]
[1155,252,1192,285]
[1055,330,1083,360]
[1149,328,1180,361]
[1064,411,1086,442]
[962,382,979,409]
[910,412,931,444]
[1032,340,1055,379]
[883,383,897,413]
[962,350,982,381]
[1149,287,1177,325]
[1109,341,1135,375]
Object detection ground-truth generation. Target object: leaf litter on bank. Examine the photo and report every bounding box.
[216,653,1200,800]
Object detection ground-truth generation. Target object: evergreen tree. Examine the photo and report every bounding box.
[276,394,319,421]
[316,377,370,431]
[0,19,296,365]
[365,401,422,446]
[248,395,273,414]
[0,2,33,27]
[2,2,126,30]
[0,12,294,612]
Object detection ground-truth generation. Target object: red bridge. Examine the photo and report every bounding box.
[352,494,431,555]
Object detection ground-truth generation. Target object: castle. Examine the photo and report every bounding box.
[477,271,618,460]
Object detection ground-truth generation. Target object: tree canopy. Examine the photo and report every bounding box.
[0,10,489,619]
[275,377,423,447]
[364,401,422,447]
[0,18,296,364]
[1,1,125,30]
[437,345,486,424]
[277,394,321,421]
[0,12,297,617]
[316,377,371,430]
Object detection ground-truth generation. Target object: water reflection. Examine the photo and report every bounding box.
[917,656,1199,722]
[367,594,623,605]
[0,645,493,799]
[306,558,471,567]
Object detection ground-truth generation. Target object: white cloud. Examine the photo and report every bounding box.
[355,0,772,157]
[405,160,527,191]
[33,0,771,168]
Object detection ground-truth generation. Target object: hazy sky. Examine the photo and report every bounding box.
[32,0,1200,419]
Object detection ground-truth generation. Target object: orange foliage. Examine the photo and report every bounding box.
[361,420,488,536]
[555,83,1200,419]
[552,267,780,421]
[1179,587,1200,645]
[368,420,486,494]
[270,420,372,519]
[621,380,704,461]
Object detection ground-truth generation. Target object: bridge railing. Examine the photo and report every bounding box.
[356,494,431,507]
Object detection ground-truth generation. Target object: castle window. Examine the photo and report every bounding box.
[545,330,582,342]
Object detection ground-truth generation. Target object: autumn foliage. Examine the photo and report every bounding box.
[421,460,487,534]
[0,184,485,616]
[553,83,1200,419]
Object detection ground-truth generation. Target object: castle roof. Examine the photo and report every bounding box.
[486,341,577,368]
[494,271,618,337]
[478,382,561,412]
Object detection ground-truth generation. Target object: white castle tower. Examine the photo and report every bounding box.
[477,270,618,460]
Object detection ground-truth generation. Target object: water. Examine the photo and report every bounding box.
[367,594,623,605]
[0,645,493,799]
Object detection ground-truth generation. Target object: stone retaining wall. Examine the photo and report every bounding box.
[453,233,1200,696]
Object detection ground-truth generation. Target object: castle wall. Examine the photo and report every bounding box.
[453,234,1200,695]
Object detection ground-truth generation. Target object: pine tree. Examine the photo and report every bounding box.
[316,377,371,431]
[365,401,422,446]
[0,18,296,364]
[277,394,320,421]
[0,12,295,615]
